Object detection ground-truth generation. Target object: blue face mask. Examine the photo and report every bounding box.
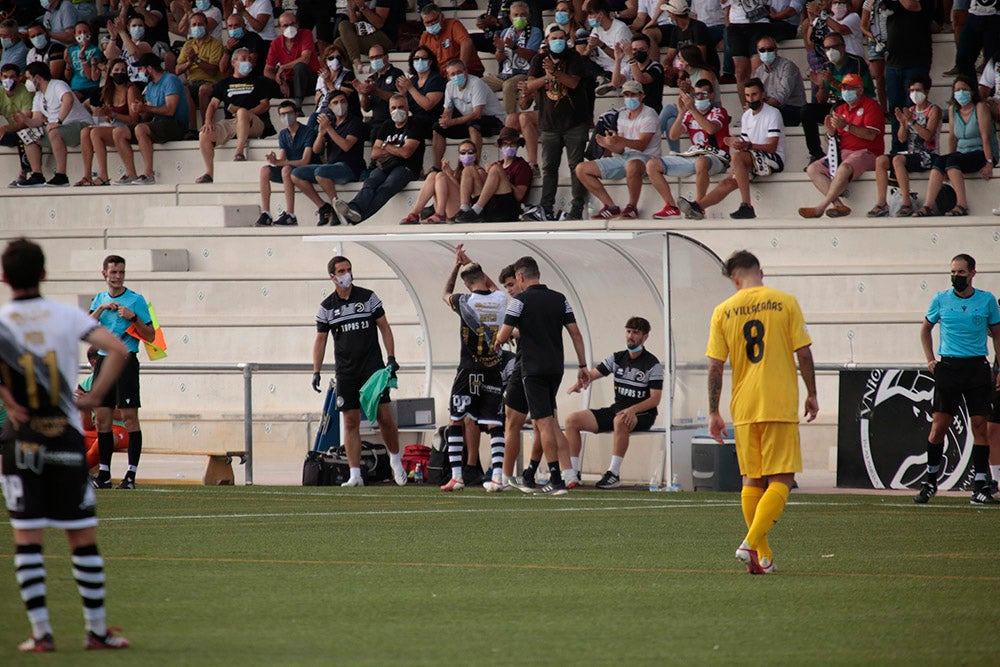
[136,70,149,83]
[588,17,599,28]
[694,98,711,112]
[759,51,776,66]
[425,22,441,35]
[237,60,252,76]
[954,89,972,106]
[555,11,570,25]
[370,57,385,72]
[841,89,858,104]
[413,58,429,73]
[190,26,206,39]
[195,0,210,9]
[40,0,51,9]
[626,344,644,354]
[452,73,466,88]
[228,27,244,39]
[623,96,640,111]
[548,39,566,54]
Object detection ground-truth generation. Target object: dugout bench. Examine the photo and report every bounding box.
[144,449,249,485]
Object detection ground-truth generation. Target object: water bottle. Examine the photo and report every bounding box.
[665,474,681,492]
[414,464,423,484]
[649,476,660,492]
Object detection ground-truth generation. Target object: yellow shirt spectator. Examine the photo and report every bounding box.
[178,36,225,83]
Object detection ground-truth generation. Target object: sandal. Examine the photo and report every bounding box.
[195,173,214,184]
[911,205,936,217]
[896,205,913,217]
[74,176,95,186]
[825,204,851,218]
[944,205,969,217]
[93,176,110,186]
[233,152,246,162]
[399,212,420,225]
[866,203,889,218]
[423,213,447,224]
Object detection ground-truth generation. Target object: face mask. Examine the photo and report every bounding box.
[1,38,14,49]
[282,113,296,127]
[31,35,48,50]
[954,90,972,106]
[626,344,644,354]
[588,17,599,28]
[841,89,858,104]
[112,72,128,84]
[130,26,145,41]
[425,22,441,35]
[825,48,842,64]
[512,17,528,30]
[909,90,927,105]
[759,51,776,66]
[832,4,848,19]
[336,272,353,289]
[555,11,570,25]
[190,26,206,39]
[459,153,476,166]
[623,96,640,111]
[25,79,36,93]
[951,274,969,292]
[390,108,408,123]
[237,60,252,75]
[549,39,566,54]
[40,0,51,9]
[748,99,763,111]
[136,70,148,83]
[634,50,648,63]
[1,78,14,92]
[501,146,518,158]
[451,73,466,88]
[694,98,711,112]
[284,26,298,39]
[228,27,244,39]
[332,102,347,116]
[327,57,340,71]
[370,57,385,72]
[195,0,210,9]
[413,57,429,73]
[76,33,90,45]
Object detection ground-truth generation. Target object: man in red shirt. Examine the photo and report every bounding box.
[265,11,320,106]
[418,3,484,77]
[799,73,885,218]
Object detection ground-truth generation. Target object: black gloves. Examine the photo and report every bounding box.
[386,356,399,378]
[312,372,321,393]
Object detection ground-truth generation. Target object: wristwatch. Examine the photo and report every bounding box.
[129,314,138,322]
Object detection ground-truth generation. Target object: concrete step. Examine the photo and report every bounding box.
[68,248,189,272]
[142,205,257,228]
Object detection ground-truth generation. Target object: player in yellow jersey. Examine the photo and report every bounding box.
[706,250,818,574]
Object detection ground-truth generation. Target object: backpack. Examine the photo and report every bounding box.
[934,183,957,214]
[427,425,485,486]
[402,444,431,477]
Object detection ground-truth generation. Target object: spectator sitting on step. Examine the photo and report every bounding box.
[26,22,67,82]
[219,13,265,77]
[400,139,487,224]
[168,0,224,43]
[867,74,941,218]
[255,101,318,227]
[332,0,404,73]
[353,42,405,139]
[630,0,674,53]
[394,45,445,140]
[0,18,28,71]
[175,11,224,129]
[0,63,34,185]
[611,32,664,115]
[799,73,885,218]
[102,16,153,87]
[332,94,423,225]
[453,126,532,222]
[660,0,720,89]
[658,45,720,153]
[472,0,514,53]
[265,11,319,107]
[582,0,632,91]
[419,3,485,77]
[753,35,806,127]
[112,52,189,185]
[14,61,94,187]
[291,89,365,226]
[482,2,542,123]
[912,76,997,218]
[678,78,786,220]
[646,79,731,219]
[76,58,141,186]
[195,47,278,183]
[431,58,507,171]
[312,44,358,127]
[575,80,661,220]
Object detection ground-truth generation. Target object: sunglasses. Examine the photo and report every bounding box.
[413,57,429,62]
[693,92,711,99]
[458,150,476,155]
[758,47,776,53]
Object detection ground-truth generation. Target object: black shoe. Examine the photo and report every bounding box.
[273,212,298,226]
[970,485,1000,506]
[45,173,70,187]
[522,467,536,489]
[990,479,999,496]
[913,479,937,504]
[533,481,568,495]
[317,203,333,226]
[254,212,273,227]
[454,208,483,223]
[91,477,112,489]
[595,470,621,489]
[730,203,756,219]
[677,197,704,220]
[16,172,46,188]
[116,478,136,490]
[419,204,435,219]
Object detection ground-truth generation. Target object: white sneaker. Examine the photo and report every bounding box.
[440,478,465,492]
[993,206,1000,216]
[392,465,407,486]
[483,480,508,492]
[340,477,364,487]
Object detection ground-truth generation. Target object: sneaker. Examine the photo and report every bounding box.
[617,203,638,219]
[759,556,777,574]
[653,204,681,219]
[519,204,549,222]
[317,203,334,226]
[340,477,364,487]
[85,628,129,650]
[440,478,465,492]
[913,479,937,504]
[970,486,1000,506]
[990,479,999,496]
[19,633,55,652]
[533,482,568,496]
[942,66,959,77]
[564,208,584,220]
[595,80,617,96]
[131,174,155,185]
[392,465,407,487]
[116,478,136,490]
[595,470,621,489]
[566,479,580,490]
[508,476,537,494]
[483,480,508,492]
[254,212,273,227]
[730,203,756,219]
[677,197,704,220]
[45,173,70,187]
[272,212,298,226]
[992,206,1000,216]
[333,198,362,225]
[14,173,46,188]
[593,205,621,220]
[115,175,136,185]
[735,540,765,574]
[91,477,112,489]
[454,208,483,223]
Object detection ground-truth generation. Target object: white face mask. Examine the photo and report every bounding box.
[1,77,15,92]
[825,48,842,64]
[283,26,298,39]
[909,90,927,105]
[832,3,848,19]
[25,79,37,93]
[327,57,340,71]
[282,113,296,127]
[332,102,347,117]
[336,272,353,289]
[76,33,90,45]
[390,108,407,123]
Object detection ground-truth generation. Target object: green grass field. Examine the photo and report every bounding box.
[2,485,999,665]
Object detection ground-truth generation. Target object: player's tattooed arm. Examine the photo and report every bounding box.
[707,358,724,415]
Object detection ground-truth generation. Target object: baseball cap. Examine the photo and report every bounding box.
[622,80,643,95]
[661,0,691,16]
[136,53,162,69]
[840,73,863,88]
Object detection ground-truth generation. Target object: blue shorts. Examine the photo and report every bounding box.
[953,0,971,10]
[291,162,357,184]
[658,153,728,177]
[866,38,886,61]
[595,150,652,179]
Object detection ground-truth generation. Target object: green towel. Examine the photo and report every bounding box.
[359,367,397,422]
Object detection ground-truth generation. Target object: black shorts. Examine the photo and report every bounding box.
[504,362,529,414]
[890,151,933,175]
[482,191,521,222]
[433,115,504,140]
[94,352,141,410]
[932,149,987,174]
[591,406,656,433]
[131,118,187,144]
[335,369,390,414]
[932,356,993,416]
[522,373,562,420]
[449,366,504,426]
[267,165,288,183]
[727,23,769,59]
[991,383,1000,424]
[1,423,97,530]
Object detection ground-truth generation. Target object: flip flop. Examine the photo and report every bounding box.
[825,204,852,218]
[195,174,214,184]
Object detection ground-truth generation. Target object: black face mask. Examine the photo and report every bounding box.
[748,99,763,111]
[112,73,128,85]
[951,274,969,292]
[633,50,647,63]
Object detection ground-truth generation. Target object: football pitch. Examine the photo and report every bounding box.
[2,486,998,665]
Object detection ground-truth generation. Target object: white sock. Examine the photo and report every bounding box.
[389,451,403,469]
[609,455,624,475]
[349,466,362,482]
[502,474,514,485]
[472,204,483,214]
[991,464,1000,482]
[460,203,471,211]
[492,468,502,483]
[562,468,577,483]
[451,466,463,482]
[261,210,270,217]
[570,456,580,474]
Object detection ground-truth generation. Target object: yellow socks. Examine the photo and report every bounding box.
[741,486,770,560]
[744,482,791,558]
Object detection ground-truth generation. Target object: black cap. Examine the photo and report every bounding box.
[136,53,162,69]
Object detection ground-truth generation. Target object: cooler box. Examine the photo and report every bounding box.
[690,433,741,492]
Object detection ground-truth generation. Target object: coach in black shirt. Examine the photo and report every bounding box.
[496,255,589,494]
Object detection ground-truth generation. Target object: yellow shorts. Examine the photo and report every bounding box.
[733,422,802,479]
